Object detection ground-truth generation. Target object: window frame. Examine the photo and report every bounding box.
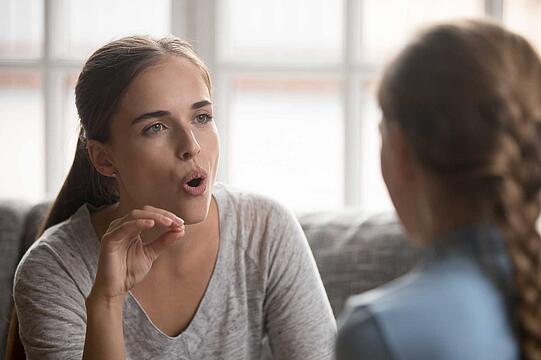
[184,0,503,209]
[0,0,504,207]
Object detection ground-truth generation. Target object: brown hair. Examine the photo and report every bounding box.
[5,36,211,359]
[378,20,541,358]
[39,35,211,236]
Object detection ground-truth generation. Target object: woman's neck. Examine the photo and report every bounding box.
[90,197,220,260]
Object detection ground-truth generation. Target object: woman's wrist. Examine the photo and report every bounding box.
[83,287,126,360]
[86,287,125,311]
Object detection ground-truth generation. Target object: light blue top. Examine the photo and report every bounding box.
[337,224,519,360]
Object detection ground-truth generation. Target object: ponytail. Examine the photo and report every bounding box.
[37,133,118,237]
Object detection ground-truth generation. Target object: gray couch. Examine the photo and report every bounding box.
[0,201,419,358]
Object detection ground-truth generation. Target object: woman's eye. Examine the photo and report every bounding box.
[143,123,166,135]
[195,114,213,124]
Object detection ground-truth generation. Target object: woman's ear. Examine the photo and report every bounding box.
[86,140,116,177]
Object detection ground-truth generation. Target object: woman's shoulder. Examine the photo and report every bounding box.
[214,182,295,220]
[214,183,305,263]
[14,204,98,286]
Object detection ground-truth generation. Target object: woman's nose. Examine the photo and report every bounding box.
[177,128,201,161]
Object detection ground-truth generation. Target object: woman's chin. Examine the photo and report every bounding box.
[173,203,210,225]
[181,213,208,225]
[151,191,213,224]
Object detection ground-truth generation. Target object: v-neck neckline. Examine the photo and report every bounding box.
[80,183,228,343]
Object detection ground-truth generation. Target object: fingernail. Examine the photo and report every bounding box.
[174,216,184,226]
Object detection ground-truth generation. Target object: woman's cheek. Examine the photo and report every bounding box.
[200,126,220,151]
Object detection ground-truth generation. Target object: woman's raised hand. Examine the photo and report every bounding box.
[89,205,185,303]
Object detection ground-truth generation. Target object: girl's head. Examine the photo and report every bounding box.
[378,20,541,356]
[43,36,218,232]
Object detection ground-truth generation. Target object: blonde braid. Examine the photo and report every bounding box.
[490,32,541,355]
[494,123,541,360]
[493,166,541,359]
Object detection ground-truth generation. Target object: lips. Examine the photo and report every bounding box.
[181,167,208,196]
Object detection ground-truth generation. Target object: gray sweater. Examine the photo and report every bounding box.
[14,183,336,359]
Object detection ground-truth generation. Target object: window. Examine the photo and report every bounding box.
[227,76,344,210]
[0,0,171,202]
[0,0,43,59]
[211,0,486,212]
[1,0,539,213]
[503,0,541,53]
[0,71,44,202]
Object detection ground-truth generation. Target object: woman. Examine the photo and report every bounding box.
[337,20,541,359]
[11,36,336,359]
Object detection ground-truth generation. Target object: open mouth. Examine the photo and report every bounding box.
[187,177,203,188]
[182,168,208,196]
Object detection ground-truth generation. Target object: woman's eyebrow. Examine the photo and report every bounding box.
[131,110,170,125]
[192,100,212,109]
[131,101,212,125]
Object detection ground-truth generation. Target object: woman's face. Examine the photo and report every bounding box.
[106,56,219,224]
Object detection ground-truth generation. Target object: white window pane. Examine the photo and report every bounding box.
[228,77,344,212]
[504,0,541,54]
[217,0,343,64]
[0,0,43,59]
[361,0,484,63]
[54,0,171,59]
[0,71,44,202]
[359,79,393,214]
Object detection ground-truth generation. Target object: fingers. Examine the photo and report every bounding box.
[103,218,156,244]
[102,205,185,250]
[129,209,183,227]
[93,206,186,297]
[144,226,186,261]
[110,208,183,232]
[141,205,184,226]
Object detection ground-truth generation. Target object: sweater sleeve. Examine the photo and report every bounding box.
[263,204,337,360]
[13,242,87,360]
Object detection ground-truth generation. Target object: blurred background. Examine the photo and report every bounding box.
[0,0,539,214]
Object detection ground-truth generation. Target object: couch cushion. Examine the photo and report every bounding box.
[298,210,419,316]
[0,200,31,358]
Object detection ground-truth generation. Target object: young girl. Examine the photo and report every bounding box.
[10,36,336,359]
[337,20,541,359]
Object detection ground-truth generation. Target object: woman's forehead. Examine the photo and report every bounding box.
[117,57,211,116]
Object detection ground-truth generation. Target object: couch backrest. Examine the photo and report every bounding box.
[298,209,419,315]
[0,201,30,359]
